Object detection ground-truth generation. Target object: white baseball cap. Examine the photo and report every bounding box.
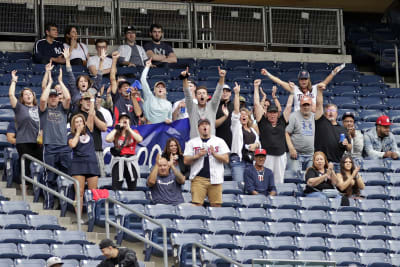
[47,257,64,267]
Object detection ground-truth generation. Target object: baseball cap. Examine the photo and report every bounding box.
[222,84,231,91]
[255,148,267,156]
[119,112,130,120]
[80,92,92,100]
[49,89,58,96]
[198,118,210,126]
[342,112,355,121]
[154,81,166,88]
[300,96,312,105]
[46,256,64,267]
[239,96,246,102]
[99,238,117,250]
[124,25,137,34]
[298,70,310,79]
[118,80,131,90]
[376,115,391,126]
[267,105,279,113]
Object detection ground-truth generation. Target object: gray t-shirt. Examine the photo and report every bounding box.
[286,111,315,155]
[14,102,40,144]
[128,45,143,66]
[40,103,68,146]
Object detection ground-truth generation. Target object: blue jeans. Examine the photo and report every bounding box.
[286,154,313,172]
[307,191,341,199]
[230,154,252,183]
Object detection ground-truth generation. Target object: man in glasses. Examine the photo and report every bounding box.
[87,39,112,76]
[315,85,352,163]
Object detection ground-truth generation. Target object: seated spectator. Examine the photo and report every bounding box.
[140,58,172,124]
[184,118,230,207]
[39,65,72,209]
[63,25,89,66]
[118,26,148,67]
[110,52,143,126]
[63,48,103,110]
[105,113,143,190]
[303,151,341,199]
[87,39,112,76]
[172,78,197,121]
[68,111,99,221]
[336,155,365,198]
[181,67,226,138]
[98,238,140,267]
[230,82,260,182]
[244,149,276,196]
[261,66,342,112]
[143,23,177,68]
[147,155,185,205]
[253,79,293,184]
[342,112,364,162]
[73,91,107,177]
[161,137,190,179]
[364,115,399,159]
[9,70,43,187]
[33,22,64,64]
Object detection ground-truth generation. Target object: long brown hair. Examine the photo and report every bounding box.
[76,75,93,90]
[163,137,183,160]
[113,117,133,148]
[298,78,312,93]
[19,88,37,106]
[311,151,329,170]
[70,114,87,135]
[340,155,360,196]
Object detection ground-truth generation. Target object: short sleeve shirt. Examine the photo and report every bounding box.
[13,102,39,144]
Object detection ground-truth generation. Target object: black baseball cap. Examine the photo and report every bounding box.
[49,89,58,96]
[119,112,130,120]
[118,81,131,90]
[267,105,279,113]
[342,112,355,121]
[99,238,117,249]
[124,26,137,34]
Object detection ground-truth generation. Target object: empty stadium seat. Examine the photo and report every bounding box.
[233,235,267,250]
[328,211,360,225]
[326,224,363,239]
[357,239,390,253]
[83,244,105,260]
[22,229,56,244]
[265,222,300,237]
[237,194,269,208]
[235,221,269,236]
[0,214,29,229]
[326,252,360,266]
[54,230,90,245]
[51,244,86,260]
[14,259,45,267]
[358,211,391,225]
[114,204,145,244]
[236,207,268,222]
[174,219,208,234]
[26,215,64,230]
[267,208,301,223]
[19,243,52,259]
[325,238,360,253]
[357,225,391,239]
[203,234,236,249]
[175,205,209,220]
[0,229,24,243]
[231,249,263,264]
[358,252,392,267]
[207,207,240,221]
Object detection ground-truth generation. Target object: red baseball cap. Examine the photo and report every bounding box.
[255,148,267,156]
[376,115,391,126]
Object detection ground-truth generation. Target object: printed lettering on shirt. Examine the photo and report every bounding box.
[157,179,174,186]
[125,104,133,113]
[258,174,264,182]
[296,92,314,102]
[54,47,63,55]
[301,120,313,136]
[79,134,90,144]
[47,109,63,123]
[29,107,40,122]
[153,47,166,55]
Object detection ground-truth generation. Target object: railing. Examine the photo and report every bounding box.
[395,44,399,88]
[20,153,82,231]
[104,197,168,267]
[252,258,336,266]
[191,242,245,267]
[0,0,345,53]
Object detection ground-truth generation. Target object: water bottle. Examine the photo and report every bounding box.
[339,133,345,143]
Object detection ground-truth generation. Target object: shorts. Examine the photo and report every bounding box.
[191,176,222,205]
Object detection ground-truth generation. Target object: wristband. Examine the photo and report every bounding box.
[90,98,95,102]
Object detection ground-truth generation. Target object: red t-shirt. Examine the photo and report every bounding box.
[117,130,139,155]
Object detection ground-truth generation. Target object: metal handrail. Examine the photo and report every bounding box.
[253,258,336,266]
[394,44,399,88]
[104,198,168,267]
[191,242,244,267]
[21,154,81,231]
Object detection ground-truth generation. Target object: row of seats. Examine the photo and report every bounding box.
[0,229,90,244]
[0,259,105,267]
[0,214,64,230]
[0,243,103,260]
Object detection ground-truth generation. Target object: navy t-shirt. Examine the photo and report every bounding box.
[150,171,184,205]
[111,92,140,126]
[67,130,96,158]
[33,39,64,64]
[197,138,211,179]
[143,41,173,67]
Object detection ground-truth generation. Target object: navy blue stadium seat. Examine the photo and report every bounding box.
[357,225,391,239]
[207,207,239,221]
[22,229,56,244]
[325,238,360,253]
[237,194,269,208]
[205,220,239,235]
[387,212,400,226]
[0,229,24,243]
[275,183,300,196]
[326,224,363,239]
[233,235,267,250]
[0,243,22,259]
[231,249,263,264]
[359,86,385,97]
[387,200,400,212]
[297,223,331,238]
[386,98,400,109]
[294,250,326,261]
[387,240,400,253]
[268,196,300,209]
[359,172,388,186]
[358,110,384,122]
[297,197,330,211]
[80,260,103,267]
[0,201,34,215]
[326,252,361,266]
[83,244,105,260]
[145,204,180,219]
[358,211,391,225]
[357,239,390,253]
[359,75,384,86]
[331,96,359,109]
[356,199,388,212]
[385,88,400,98]
[175,205,209,220]
[203,234,236,249]
[51,244,86,260]
[0,214,29,229]
[328,210,360,225]
[174,219,208,234]
[331,85,357,96]
[14,259,44,267]
[116,191,149,205]
[0,109,15,122]
[19,243,52,259]
[222,181,242,195]
[26,215,64,230]
[235,221,269,236]
[358,252,392,267]
[114,204,145,244]
[221,194,239,207]
[295,237,329,251]
[359,96,386,110]
[297,210,332,224]
[265,222,300,237]
[200,248,231,266]
[171,233,202,267]
[267,208,301,223]
[361,186,389,199]
[264,236,297,251]
[54,230,90,245]
[236,207,268,222]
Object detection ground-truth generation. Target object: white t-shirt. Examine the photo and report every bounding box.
[63,43,88,61]
[172,98,198,120]
[87,55,112,70]
[98,106,113,127]
[293,84,318,111]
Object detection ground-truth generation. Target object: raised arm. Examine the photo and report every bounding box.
[41,61,54,91]
[210,67,226,110]
[57,67,71,110]
[233,82,240,115]
[181,67,194,113]
[147,155,160,187]
[9,70,18,108]
[253,79,264,122]
[261,68,292,93]
[315,83,326,120]
[140,58,154,100]
[40,70,53,112]
[282,93,294,123]
[271,85,282,114]
[110,51,119,95]
[322,65,342,86]
[87,97,95,132]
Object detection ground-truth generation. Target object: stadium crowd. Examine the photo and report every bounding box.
[6,22,400,220]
